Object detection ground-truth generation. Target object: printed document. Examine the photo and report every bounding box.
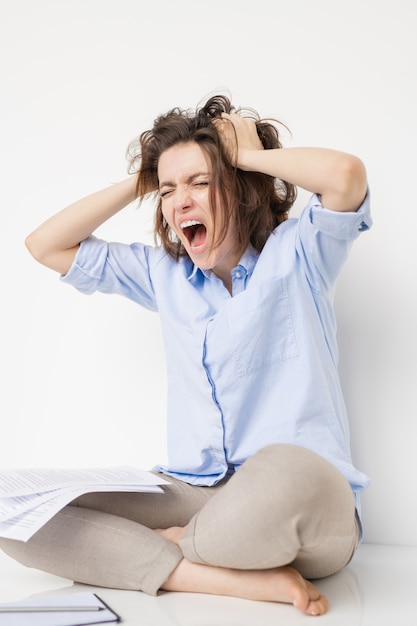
[0,466,168,542]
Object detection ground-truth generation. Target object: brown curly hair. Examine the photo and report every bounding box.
[127,95,297,261]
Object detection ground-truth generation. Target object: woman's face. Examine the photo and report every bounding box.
[158,141,239,285]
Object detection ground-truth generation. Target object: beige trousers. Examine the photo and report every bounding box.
[0,445,359,596]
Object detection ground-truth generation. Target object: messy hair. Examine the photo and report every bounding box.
[127,95,297,260]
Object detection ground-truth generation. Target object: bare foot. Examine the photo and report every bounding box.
[161,558,329,616]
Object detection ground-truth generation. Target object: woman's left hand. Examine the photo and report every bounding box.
[215,113,264,170]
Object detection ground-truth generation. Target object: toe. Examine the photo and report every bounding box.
[306,594,329,616]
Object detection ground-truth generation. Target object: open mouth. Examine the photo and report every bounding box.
[180,220,207,249]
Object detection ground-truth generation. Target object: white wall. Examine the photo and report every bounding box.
[1,0,416,547]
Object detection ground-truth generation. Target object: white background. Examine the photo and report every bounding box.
[1,0,416,547]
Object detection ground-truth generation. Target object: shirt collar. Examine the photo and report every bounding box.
[187,245,259,284]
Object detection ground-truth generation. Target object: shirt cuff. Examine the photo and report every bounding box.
[308,189,372,240]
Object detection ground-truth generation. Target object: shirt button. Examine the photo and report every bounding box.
[235,271,241,278]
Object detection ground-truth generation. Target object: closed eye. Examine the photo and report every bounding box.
[160,181,209,198]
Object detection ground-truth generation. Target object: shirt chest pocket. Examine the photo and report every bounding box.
[227,277,299,377]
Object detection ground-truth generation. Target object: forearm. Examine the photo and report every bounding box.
[239,147,367,212]
[25,176,137,274]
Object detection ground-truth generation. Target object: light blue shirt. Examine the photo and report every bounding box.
[62,193,372,516]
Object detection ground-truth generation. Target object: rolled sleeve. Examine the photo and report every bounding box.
[308,190,372,240]
[295,190,372,293]
[61,237,109,295]
[61,236,159,311]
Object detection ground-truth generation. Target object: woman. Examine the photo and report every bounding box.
[2,95,371,616]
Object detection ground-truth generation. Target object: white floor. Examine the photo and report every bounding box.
[0,543,416,625]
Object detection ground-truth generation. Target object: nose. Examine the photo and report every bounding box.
[174,185,192,212]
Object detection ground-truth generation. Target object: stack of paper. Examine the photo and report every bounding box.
[0,466,168,542]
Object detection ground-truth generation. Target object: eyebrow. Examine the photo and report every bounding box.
[159,172,210,190]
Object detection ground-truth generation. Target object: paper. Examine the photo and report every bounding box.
[0,466,168,542]
[0,591,121,625]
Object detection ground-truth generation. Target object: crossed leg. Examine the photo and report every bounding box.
[156,444,359,617]
[157,526,328,616]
